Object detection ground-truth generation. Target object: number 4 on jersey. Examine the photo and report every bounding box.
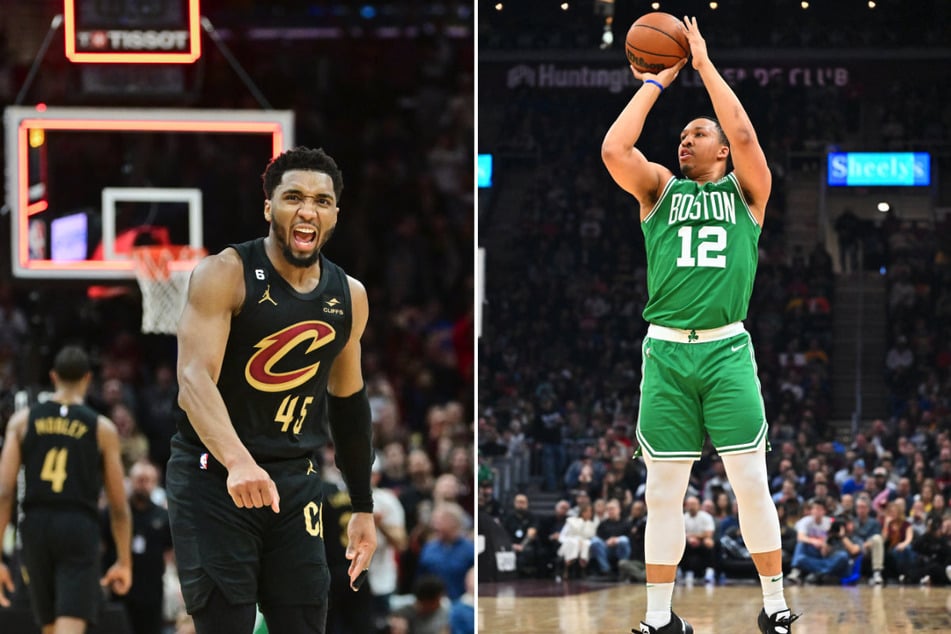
[40,447,69,493]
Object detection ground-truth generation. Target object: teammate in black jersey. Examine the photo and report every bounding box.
[0,345,132,634]
[167,147,377,634]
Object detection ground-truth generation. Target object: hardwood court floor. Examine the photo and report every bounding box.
[478,579,951,633]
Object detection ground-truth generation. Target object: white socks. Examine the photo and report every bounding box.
[760,573,788,617]
[645,582,675,628]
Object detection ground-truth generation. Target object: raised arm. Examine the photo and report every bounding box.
[601,59,686,216]
[177,250,280,513]
[683,16,771,223]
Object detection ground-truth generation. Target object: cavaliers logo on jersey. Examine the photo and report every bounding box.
[245,321,336,392]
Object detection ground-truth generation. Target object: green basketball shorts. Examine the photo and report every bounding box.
[636,322,768,460]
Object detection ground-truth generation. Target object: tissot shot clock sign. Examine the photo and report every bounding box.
[64,0,202,63]
[827,152,931,187]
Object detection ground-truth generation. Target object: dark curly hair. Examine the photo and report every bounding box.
[261,147,344,201]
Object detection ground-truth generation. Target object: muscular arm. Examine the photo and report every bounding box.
[177,250,280,512]
[98,417,132,594]
[328,276,369,398]
[0,410,26,605]
[601,61,685,216]
[176,250,248,468]
[684,16,771,223]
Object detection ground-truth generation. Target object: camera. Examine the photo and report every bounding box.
[827,517,847,543]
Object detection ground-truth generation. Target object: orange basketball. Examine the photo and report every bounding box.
[625,12,690,74]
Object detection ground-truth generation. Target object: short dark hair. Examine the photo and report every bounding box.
[261,147,344,201]
[413,575,446,601]
[698,115,730,147]
[53,346,90,382]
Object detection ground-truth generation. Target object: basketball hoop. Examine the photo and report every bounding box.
[131,245,206,335]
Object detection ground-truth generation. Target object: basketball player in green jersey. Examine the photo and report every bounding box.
[602,17,798,634]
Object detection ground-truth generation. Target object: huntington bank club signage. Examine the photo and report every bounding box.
[488,58,945,95]
[501,63,850,93]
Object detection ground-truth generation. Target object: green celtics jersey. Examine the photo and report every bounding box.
[641,173,761,329]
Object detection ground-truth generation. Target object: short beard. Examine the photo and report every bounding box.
[281,243,320,268]
[273,220,333,268]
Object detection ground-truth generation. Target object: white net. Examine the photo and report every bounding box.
[132,246,206,335]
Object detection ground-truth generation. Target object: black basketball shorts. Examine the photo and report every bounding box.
[19,509,102,626]
[166,438,330,614]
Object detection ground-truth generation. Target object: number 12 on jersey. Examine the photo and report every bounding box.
[676,226,727,268]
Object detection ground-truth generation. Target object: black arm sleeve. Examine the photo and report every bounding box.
[327,386,374,513]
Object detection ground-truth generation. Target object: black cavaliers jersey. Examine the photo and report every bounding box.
[21,401,102,517]
[177,238,353,461]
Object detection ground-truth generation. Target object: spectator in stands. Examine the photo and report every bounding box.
[369,461,408,632]
[887,476,915,512]
[852,494,886,585]
[388,575,450,634]
[869,466,895,503]
[777,501,800,572]
[811,469,839,500]
[102,460,173,634]
[433,473,466,515]
[885,336,915,399]
[840,459,869,496]
[702,458,734,505]
[540,500,572,578]
[928,493,946,524]
[558,503,598,580]
[417,503,474,601]
[933,455,951,498]
[882,499,917,582]
[829,514,865,579]
[563,445,605,500]
[713,494,739,540]
[137,362,178,472]
[916,478,938,515]
[627,500,648,564]
[379,441,411,492]
[448,568,475,634]
[772,478,802,506]
[476,477,502,519]
[681,496,716,585]
[569,491,593,518]
[833,208,861,273]
[788,497,850,584]
[910,515,951,586]
[533,397,565,492]
[501,493,542,577]
[111,402,150,472]
[588,499,631,579]
[908,498,930,536]
[400,449,437,529]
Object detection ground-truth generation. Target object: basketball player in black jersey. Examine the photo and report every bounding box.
[0,345,132,634]
[167,147,377,634]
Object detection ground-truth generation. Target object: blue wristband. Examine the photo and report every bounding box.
[644,79,664,92]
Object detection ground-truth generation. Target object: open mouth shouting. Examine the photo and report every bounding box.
[292,224,318,250]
